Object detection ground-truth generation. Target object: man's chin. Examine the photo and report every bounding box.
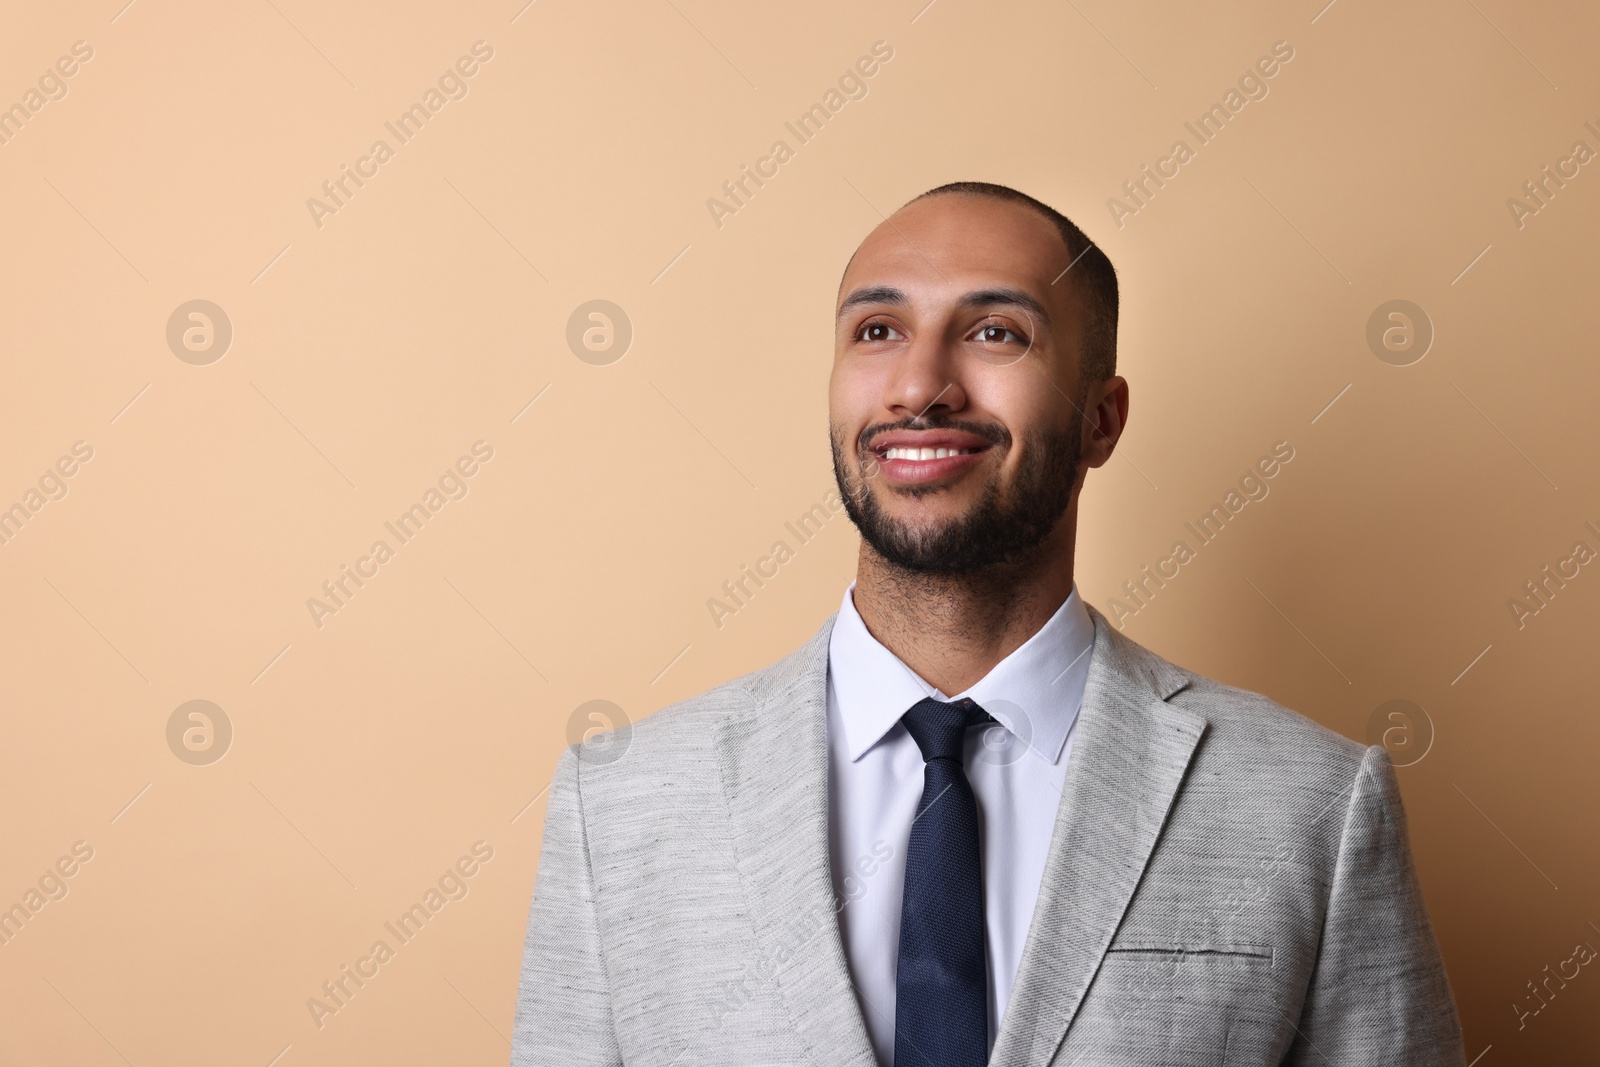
[858,513,992,570]
[870,476,987,506]
[868,504,978,539]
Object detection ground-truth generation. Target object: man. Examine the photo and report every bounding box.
[511,182,1464,1066]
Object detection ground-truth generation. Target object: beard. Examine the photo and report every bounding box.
[830,409,1083,575]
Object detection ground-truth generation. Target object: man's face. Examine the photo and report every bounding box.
[830,194,1090,573]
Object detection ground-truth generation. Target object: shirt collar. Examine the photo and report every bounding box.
[827,579,1096,766]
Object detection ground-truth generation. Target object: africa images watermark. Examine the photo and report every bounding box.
[0,40,94,148]
[1106,39,1296,229]
[0,841,95,948]
[1505,117,1600,231]
[305,841,495,1030]
[306,441,495,629]
[0,440,95,549]
[1106,440,1297,628]
[1512,929,1598,1031]
[306,41,495,230]
[704,840,894,1032]
[1505,517,1600,631]
[705,40,895,230]
[706,485,847,629]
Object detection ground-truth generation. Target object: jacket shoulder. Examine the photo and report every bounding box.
[571,615,833,769]
[1177,669,1365,763]
[1099,611,1370,799]
[1160,661,1372,825]
[1120,637,1382,873]
[1100,611,1367,777]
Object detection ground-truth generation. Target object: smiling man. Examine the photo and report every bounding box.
[511,182,1465,1067]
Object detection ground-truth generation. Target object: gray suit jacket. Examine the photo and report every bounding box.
[511,605,1464,1066]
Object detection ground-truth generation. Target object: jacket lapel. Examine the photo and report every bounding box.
[989,604,1207,1067]
[713,615,879,1067]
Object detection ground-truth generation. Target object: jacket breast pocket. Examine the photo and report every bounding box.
[1060,942,1278,1066]
[1107,940,1274,971]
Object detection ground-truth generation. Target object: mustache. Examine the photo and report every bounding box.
[857,415,1012,457]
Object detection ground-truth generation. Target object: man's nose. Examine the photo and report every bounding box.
[881,332,967,420]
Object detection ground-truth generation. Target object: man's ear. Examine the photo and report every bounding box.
[1081,375,1129,469]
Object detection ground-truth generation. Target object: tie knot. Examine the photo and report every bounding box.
[901,697,991,764]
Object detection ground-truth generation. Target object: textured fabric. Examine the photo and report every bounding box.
[894,698,991,1067]
[826,582,1094,1061]
[511,603,1466,1067]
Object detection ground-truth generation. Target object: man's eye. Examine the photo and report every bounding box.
[978,324,1024,345]
[857,322,901,342]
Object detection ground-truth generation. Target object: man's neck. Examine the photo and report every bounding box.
[849,529,1078,696]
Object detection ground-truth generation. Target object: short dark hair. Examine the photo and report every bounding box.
[910,181,1119,383]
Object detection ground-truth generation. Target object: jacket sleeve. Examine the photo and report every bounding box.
[511,746,624,1067]
[1281,745,1465,1066]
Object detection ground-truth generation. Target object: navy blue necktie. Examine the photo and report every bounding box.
[894,696,990,1067]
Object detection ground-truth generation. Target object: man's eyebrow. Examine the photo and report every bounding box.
[957,287,1051,324]
[836,285,908,320]
[834,285,1051,324]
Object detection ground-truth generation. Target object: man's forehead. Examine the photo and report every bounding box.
[838,195,1070,307]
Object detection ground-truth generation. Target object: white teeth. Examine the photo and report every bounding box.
[883,446,975,460]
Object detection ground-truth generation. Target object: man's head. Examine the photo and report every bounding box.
[829,182,1129,575]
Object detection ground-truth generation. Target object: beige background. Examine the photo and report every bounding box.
[1,0,1596,1063]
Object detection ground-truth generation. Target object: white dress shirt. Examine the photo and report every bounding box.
[825,581,1097,1065]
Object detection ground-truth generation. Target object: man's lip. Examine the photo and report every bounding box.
[875,449,986,485]
[865,429,996,457]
